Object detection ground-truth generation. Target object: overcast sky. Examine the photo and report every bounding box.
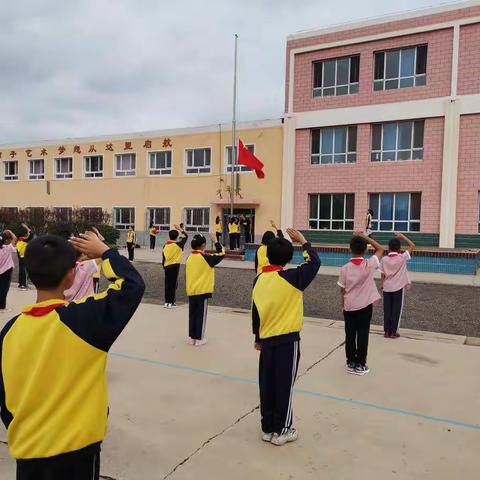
[0,0,464,143]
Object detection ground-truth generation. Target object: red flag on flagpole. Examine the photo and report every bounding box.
[237,139,265,179]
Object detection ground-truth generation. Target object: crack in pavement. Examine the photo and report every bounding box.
[162,341,344,478]
[162,404,259,479]
[298,340,345,379]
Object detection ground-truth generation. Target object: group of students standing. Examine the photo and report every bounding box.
[0,216,417,478]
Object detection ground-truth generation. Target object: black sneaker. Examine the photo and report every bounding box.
[346,362,356,374]
[354,365,370,376]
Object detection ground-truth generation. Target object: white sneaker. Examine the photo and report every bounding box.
[194,338,208,347]
[187,338,195,345]
[170,303,178,308]
[164,303,169,308]
[271,428,298,446]
[262,432,273,442]
[165,304,173,309]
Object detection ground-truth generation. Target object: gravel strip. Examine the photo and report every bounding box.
[126,261,480,337]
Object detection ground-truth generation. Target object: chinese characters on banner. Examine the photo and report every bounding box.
[1,137,174,161]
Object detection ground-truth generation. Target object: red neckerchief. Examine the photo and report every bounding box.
[23,302,66,317]
[166,240,176,244]
[191,250,203,255]
[262,265,283,273]
[350,257,364,266]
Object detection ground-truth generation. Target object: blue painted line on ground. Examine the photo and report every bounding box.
[110,351,480,432]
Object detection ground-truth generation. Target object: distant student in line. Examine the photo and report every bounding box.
[126,226,136,261]
[186,232,225,346]
[365,209,373,238]
[228,217,237,250]
[255,220,284,274]
[380,232,415,338]
[149,223,159,250]
[16,223,31,290]
[338,232,384,376]
[215,216,223,244]
[0,229,18,313]
[162,223,188,309]
[64,227,105,302]
[0,232,145,480]
[252,228,320,446]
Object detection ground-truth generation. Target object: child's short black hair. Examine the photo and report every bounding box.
[267,238,294,266]
[388,238,402,252]
[261,231,275,245]
[25,235,76,290]
[169,230,179,241]
[350,236,368,255]
[191,234,206,250]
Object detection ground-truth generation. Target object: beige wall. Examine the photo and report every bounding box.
[0,122,283,237]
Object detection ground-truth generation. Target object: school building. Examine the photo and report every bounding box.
[282,0,480,248]
[0,119,283,244]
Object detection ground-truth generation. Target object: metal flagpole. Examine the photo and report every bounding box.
[230,34,238,218]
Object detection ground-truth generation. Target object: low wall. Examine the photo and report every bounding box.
[244,244,480,276]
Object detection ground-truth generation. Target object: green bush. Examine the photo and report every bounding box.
[95,224,120,246]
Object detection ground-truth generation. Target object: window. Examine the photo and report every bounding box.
[369,193,421,231]
[113,207,135,230]
[149,151,172,175]
[4,161,18,181]
[84,156,103,178]
[55,157,73,179]
[225,144,254,173]
[80,207,104,223]
[115,153,136,176]
[147,207,171,231]
[311,126,357,164]
[184,207,210,232]
[374,45,427,91]
[28,159,45,180]
[371,120,424,162]
[313,55,360,97]
[53,207,73,222]
[185,148,211,174]
[309,193,355,230]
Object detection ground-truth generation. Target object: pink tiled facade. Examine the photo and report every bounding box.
[456,114,480,234]
[285,4,480,109]
[287,4,480,240]
[458,23,480,95]
[293,119,443,231]
[292,29,452,112]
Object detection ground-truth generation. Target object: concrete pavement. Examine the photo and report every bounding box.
[0,288,479,479]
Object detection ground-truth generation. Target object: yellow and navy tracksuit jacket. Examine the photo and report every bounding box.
[215,223,222,234]
[16,232,31,259]
[0,249,145,460]
[127,230,136,244]
[228,223,239,234]
[162,232,188,268]
[186,242,225,297]
[255,230,284,274]
[252,242,320,345]
[366,213,373,230]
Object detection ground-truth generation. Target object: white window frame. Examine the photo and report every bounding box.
[369,193,421,232]
[84,155,104,178]
[373,45,427,91]
[3,160,18,181]
[183,207,210,232]
[308,193,355,231]
[113,207,135,230]
[148,151,172,176]
[184,148,212,175]
[311,127,357,165]
[114,153,136,177]
[371,120,424,162]
[54,157,73,180]
[28,159,45,181]
[313,55,360,97]
[146,207,171,231]
[224,144,255,173]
